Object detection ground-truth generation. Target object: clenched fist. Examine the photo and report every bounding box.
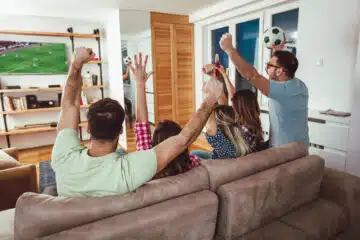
[219,33,235,53]
[73,47,95,67]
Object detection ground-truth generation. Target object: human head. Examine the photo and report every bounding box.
[231,90,263,139]
[87,98,125,143]
[266,51,298,81]
[152,120,190,178]
[214,105,250,157]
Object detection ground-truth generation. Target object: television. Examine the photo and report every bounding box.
[0,41,68,75]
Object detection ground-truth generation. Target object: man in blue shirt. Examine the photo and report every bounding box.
[219,33,309,147]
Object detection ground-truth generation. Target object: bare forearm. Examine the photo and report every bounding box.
[223,75,236,100]
[62,62,82,106]
[227,48,257,81]
[180,96,217,147]
[226,48,269,96]
[136,83,148,122]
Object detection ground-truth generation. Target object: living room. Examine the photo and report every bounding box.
[1,0,360,239]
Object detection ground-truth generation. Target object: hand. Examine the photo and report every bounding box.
[202,77,223,102]
[272,40,286,52]
[219,33,235,53]
[73,47,95,67]
[129,53,153,85]
[215,65,227,78]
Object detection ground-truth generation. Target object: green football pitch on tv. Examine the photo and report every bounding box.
[0,43,68,74]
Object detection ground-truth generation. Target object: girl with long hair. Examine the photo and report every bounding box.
[192,64,264,159]
[131,53,201,179]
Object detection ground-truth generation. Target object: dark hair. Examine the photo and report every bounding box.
[87,98,125,141]
[152,120,190,179]
[273,51,299,79]
[232,90,263,140]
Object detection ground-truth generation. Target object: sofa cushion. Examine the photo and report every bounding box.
[42,191,218,240]
[334,225,360,240]
[216,155,324,239]
[234,221,317,240]
[0,150,20,170]
[201,142,308,191]
[281,198,348,240]
[0,208,15,240]
[320,168,360,226]
[14,166,209,239]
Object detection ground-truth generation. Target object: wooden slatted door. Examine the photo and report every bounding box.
[151,22,175,123]
[173,24,195,127]
[151,12,195,126]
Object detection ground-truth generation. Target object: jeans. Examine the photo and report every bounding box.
[191,150,213,160]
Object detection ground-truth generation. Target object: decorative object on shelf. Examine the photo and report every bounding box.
[83,70,92,86]
[319,109,351,117]
[48,84,61,88]
[58,93,62,106]
[80,91,88,106]
[6,86,21,89]
[38,100,57,108]
[92,74,98,86]
[16,122,58,129]
[25,95,39,109]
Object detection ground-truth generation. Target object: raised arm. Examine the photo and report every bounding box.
[216,65,235,104]
[122,66,130,80]
[57,47,94,131]
[130,53,153,123]
[154,78,223,172]
[220,33,270,96]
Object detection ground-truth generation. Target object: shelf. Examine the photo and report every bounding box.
[0,105,90,115]
[0,122,89,136]
[0,30,100,39]
[0,85,104,94]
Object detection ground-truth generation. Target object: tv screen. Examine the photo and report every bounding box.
[0,41,68,75]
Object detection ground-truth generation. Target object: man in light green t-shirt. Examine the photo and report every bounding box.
[52,48,223,197]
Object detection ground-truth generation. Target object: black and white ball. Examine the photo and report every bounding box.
[123,56,132,65]
[263,27,286,49]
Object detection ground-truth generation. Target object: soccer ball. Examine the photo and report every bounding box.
[263,27,286,49]
[123,56,132,66]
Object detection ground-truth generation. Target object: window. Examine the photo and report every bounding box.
[211,26,229,67]
[272,9,299,55]
[235,19,260,93]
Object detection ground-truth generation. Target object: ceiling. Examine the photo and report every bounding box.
[3,0,221,16]
[116,0,221,15]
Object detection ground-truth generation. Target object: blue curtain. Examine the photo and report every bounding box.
[272,9,299,55]
[212,27,229,68]
[235,19,260,92]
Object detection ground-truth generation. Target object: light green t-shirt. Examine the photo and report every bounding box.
[51,128,157,197]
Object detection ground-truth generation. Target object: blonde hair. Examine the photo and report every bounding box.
[214,105,250,157]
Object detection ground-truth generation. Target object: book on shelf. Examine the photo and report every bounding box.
[3,96,28,111]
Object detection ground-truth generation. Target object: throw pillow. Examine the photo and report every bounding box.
[0,150,20,170]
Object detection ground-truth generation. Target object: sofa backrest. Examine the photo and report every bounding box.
[42,191,218,240]
[14,165,210,239]
[215,155,324,239]
[201,142,308,192]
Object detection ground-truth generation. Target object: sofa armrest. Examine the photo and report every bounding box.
[320,167,360,225]
[0,164,38,211]
[3,147,19,161]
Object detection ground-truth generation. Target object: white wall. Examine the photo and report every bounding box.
[0,10,127,149]
[346,33,360,176]
[296,0,360,112]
